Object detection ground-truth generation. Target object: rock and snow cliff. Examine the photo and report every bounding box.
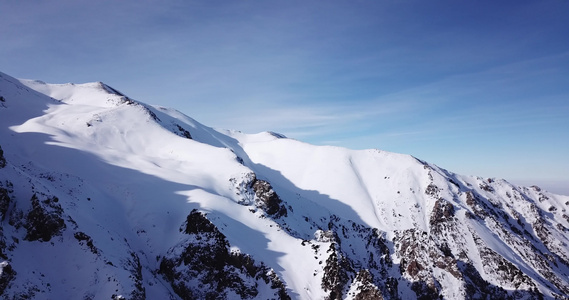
[0,71,568,299]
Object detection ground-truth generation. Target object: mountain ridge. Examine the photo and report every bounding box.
[0,71,568,299]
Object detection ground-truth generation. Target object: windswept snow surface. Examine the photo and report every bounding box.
[0,71,568,299]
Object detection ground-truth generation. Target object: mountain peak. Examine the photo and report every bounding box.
[0,71,568,299]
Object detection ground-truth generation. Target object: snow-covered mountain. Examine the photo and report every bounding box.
[0,71,568,300]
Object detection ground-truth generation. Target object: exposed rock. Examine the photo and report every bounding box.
[125,251,145,300]
[73,232,99,255]
[395,229,461,299]
[0,187,10,220]
[0,145,5,168]
[465,191,494,218]
[160,209,290,300]
[0,261,16,295]
[322,242,352,300]
[322,218,398,299]
[352,270,383,300]
[251,179,287,218]
[315,229,335,243]
[24,194,66,242]
[459,261,510,300]
[429,198,455,227]
[479,182,494,192]
[471,234,536,292]
[425,184,440,198]
[175,124,192,139]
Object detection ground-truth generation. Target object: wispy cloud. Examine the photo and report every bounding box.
[1,0,568,184]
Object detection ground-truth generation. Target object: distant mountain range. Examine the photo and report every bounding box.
[0,71,568,299]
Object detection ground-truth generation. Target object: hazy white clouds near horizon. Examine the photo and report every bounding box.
[1,0,568,194]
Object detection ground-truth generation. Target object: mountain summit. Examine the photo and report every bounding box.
[0,71,568,299]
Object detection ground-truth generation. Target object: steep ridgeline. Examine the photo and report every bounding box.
[0,71,567,299]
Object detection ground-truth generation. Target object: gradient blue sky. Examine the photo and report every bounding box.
[1,1,568,194]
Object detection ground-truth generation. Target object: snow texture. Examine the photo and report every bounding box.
[0,71,568,299]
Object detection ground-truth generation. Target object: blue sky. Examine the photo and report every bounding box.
[1,1,568,194]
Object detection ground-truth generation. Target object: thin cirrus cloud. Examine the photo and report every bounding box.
[1,1,568,193]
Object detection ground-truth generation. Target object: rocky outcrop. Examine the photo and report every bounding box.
[0,145,5,168]
[74,232,99,255]
[322,241,352,300]
[472,234,535,291]
[231,173,288,218]
[159,209,290,300]
[125,251,145,300]
[251,178,288,218]
[350,270,384,300]
[316,216,399,300]
[24,194,66,242]
[394,229,461,298]
[0,261,16,295]
[0,186,10,220]
[175,124,192,139]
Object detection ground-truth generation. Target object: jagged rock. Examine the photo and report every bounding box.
[315,229,335,243]
[160,209,290,300]
[322,242,352,300]
[0,261,16,295]
[175,124,192,139]
[251,179,287,218]
[352,270,383,300]
[322,220,398,299]
[73,232,98,255]
[0,145,5,168]
[24,194,66,242]
[459,261,510,300]
[465,191,495,218]
[125,251,145,300]
[430,198,455,227]
[0,187,10,220]
[471,234,537,292]
[479,182,494,192]
[425,184,440,198]
[395,229,462,298]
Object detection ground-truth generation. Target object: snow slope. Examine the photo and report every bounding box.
[0,71,568,299]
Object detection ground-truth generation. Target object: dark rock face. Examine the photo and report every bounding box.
[316,217,398,300]
[0,145,6,168]
[0,187,10,220]
[395,229,460,298]
[24,194,66,242]
[352,270,383,300]
[175,124,192,139]
[429,199,455,227]
[159,209,290,300]
[322,242,352,300]
[125,251,146,300]
[74,232,98,255]
[424,184,440,198]
[0,262,16,295]
[251,179,287,218]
